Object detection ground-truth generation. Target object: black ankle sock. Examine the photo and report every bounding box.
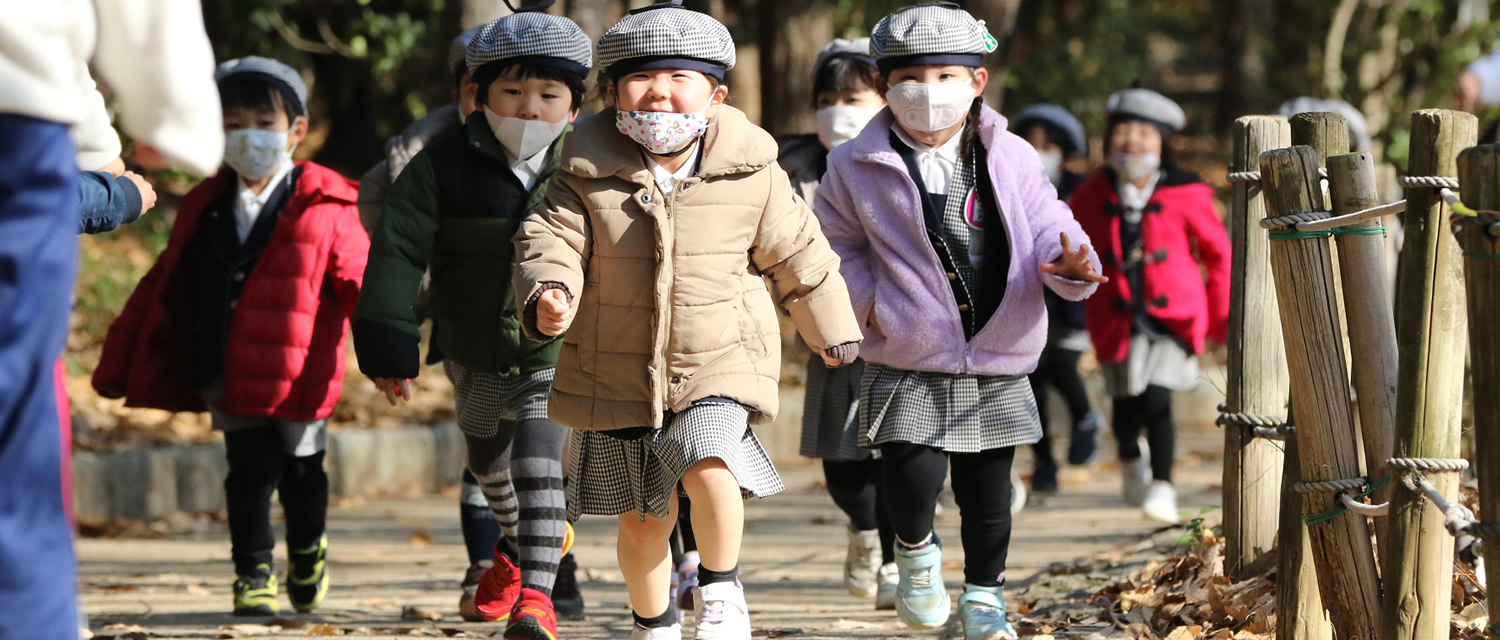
[633,608,676,629]
[698,564,738,586]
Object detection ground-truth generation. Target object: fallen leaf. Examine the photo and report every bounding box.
[407,530,434,547]
[185,583,211,596]
[400,605,443,621]
[305,624,342,636]
[97,583,140,593]
[268,618,307,629]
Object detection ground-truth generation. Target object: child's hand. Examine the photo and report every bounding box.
[818,348,842,367]
[373,377,412,406]
[123,171,158,216]
[537,289,574,336]
[1040,232,1109,284]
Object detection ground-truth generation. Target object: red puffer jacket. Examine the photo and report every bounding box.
[93,162,368,420]
[1069,168,1230,365]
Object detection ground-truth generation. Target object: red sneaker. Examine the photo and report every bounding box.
[475,550,523,622]
[504,588,559,640]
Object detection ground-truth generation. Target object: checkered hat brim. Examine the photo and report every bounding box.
[870,3,995,62]
[448,25,486,74]
[596,4,736,77]
[466,12,593,77]
[215,56,309,114]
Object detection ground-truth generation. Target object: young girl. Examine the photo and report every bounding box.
[1010,104,1103,493]
[513,4,863,639]
[815,5,1104,639]
[1069,88,1229,524]
[779,37,900,608]
[94,57,367,616]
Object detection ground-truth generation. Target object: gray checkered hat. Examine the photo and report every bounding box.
[215,56,309,117]
[870,2,997,74]
[597,1,736,82]
[1277,97,1372,152]
[466,11,593,79]
[814,38,872,74]
[1014,104,1087,157]
[1106,88,1186,135]
[447,25,486,75]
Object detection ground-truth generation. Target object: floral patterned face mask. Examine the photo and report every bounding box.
[615,108,710,156]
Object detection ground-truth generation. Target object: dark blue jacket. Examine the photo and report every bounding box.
[78,170,143,234]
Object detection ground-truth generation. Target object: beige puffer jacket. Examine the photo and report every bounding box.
[515,105,862,431]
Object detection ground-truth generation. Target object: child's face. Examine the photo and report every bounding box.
[484,69,576,124]
[222,102,307,151]
[1109,120,1163,155]
[882,65,984,92]
[610,69,729,117]
[1024,124,1063,157]
[815,88,883,110]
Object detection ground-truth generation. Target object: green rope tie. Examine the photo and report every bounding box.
[1464,252,1500,260]
[1303,474,1391,527]
[1332,226,1387,236]
[1268,229,1333,240]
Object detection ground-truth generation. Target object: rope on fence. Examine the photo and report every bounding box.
[1386,457,1470,473]
[1227,168,1328,184]
[1400,175,1461,190]
[1296,201,1405,232]
[1294,476,1369,494]
[1340,493,1390,516]
[1301,476,1390,526]
[1261,211,1333,230]
[1252,426,1294,441]
[1214,404,1292,440]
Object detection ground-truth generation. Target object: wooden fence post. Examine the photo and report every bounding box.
[1277,426,1332,640]
[1454,144,1500,640]
[1324,151,1398,564]
[1222,115,1289,580]
[1260,145,1382,640]
[1383,109,1475,640]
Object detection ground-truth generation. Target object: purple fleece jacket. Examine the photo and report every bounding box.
[814,106,1100,377]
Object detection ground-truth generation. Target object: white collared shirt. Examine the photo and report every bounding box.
[1118,171,1162,223]
[234,160,295,243]
[508,146,550,190]
[648,153,700,195]
[892,122,964,196]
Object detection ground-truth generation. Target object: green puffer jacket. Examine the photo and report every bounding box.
[353,116,565,378]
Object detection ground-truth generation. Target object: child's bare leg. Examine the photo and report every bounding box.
[617,496,678,617]
[679,458,743,573]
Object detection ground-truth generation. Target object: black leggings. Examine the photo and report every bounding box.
[224,429,328,575]
[1112,385,1175,482]
[822,458,897,564]
[1028,346,1091,466]
[881,443,1015,587]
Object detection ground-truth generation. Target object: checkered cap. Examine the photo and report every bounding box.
[1277,97,1371,152]
[1014,104,1087,157]
[597,2,736,80]
[466,12,593,78]
[870,3,996,68]
[215,56,309,116]
[814,38,872,74]
[1107,88,1186,133]
[447,25,486,75]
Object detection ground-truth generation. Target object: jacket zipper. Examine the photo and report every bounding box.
[660,187,679,411]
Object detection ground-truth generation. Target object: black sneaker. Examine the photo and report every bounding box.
[287,535,330,613]
[232,564,280,616]
[553,552,586,620]
[1067,412,1102,466]
[1031,458,1060,494]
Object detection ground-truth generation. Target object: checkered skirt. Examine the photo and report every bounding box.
[443,361,554,438]
[799,354,871,461]
[566,400,784,520]
[858,363,1042,454]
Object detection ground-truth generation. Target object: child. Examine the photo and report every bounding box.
[514,3,864,639]
[815,5,1104,638]
[1069,88,1229,524]
[93,56,368,615]
[352,9,592,638]
[779,37,900,609]
[1010,104,1102,493]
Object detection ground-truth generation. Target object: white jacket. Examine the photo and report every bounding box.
[0,0,223,174]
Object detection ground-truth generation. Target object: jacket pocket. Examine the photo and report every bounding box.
[737,297,769,360]
[866,300,885,337]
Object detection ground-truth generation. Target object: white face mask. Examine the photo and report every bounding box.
[885,80,976,133]
[1110,151,1161,183]
[1036,149,1063,186]
[224,125,295,181]
[485,107,568,161]
[815,105,880,150]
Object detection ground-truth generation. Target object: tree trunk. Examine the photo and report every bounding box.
[462,0,511,29]
[757,0,832,136]
[960,0,1021,108]
[1216,0,1274,131]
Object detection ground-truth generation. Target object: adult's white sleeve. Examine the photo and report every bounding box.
[93,0,224,175]
[72,70,122,171]
[1467,49,1500,107]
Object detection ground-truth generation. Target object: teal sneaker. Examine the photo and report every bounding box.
[893,542,950,629]
[958,584,1018,640]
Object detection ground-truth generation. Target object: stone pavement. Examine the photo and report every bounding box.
[78,430,1224,640]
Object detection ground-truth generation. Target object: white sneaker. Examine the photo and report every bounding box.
[1121,457,1151,506]
[693,581,752,640]
[844,527,881,598]
[1142,481,1180,523]
[1009,470,1027,514]
[875,562,898,611]
[632,622,684,640]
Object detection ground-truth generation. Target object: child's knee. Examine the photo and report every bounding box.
[618,512,674,547]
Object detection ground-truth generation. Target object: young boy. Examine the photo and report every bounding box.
[352,9,592,639]
[93,56,368,616]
